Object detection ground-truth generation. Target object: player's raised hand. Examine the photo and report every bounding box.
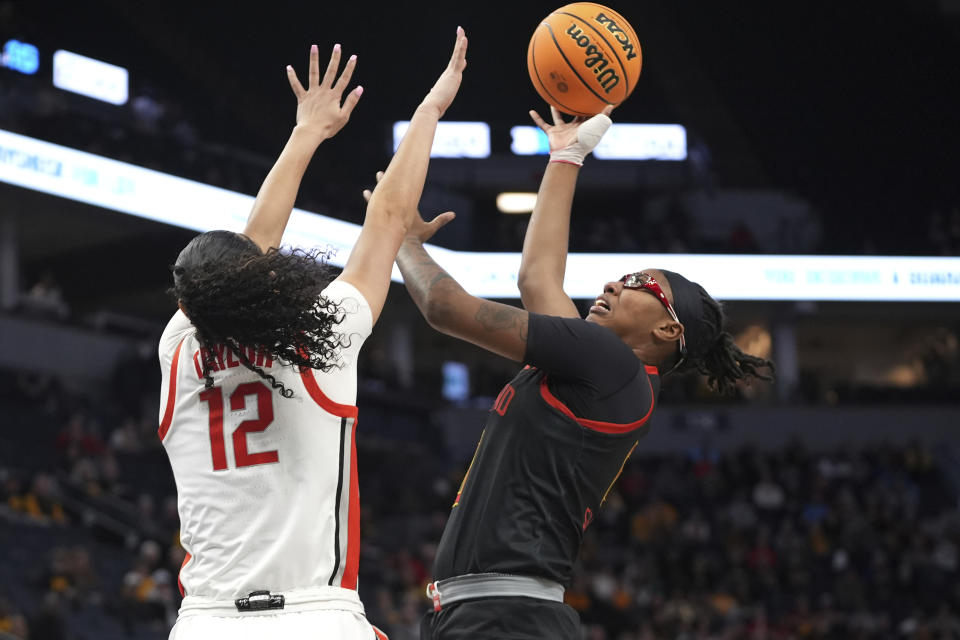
[363,171,455,242]
[421,26,468,118]
[529,104,613,165]
[286,43,364,143]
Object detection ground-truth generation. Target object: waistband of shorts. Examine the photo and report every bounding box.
[425,573,564,612]
[178,586,365,617]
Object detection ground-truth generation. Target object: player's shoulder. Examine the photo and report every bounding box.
[323,277,373,335]
[322,278,369,310]
[159,309,194,363]
[539,313,631,350]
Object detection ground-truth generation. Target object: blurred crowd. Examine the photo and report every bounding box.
[360,441,960,640]
[4,363,958,640]
[0,369,182,640]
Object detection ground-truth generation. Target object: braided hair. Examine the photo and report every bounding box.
[169,230,347,398]
[677,289,775,395]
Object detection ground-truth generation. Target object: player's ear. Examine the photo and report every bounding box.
[653,320,683,344]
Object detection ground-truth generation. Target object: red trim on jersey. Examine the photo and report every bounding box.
[372,625,390,640]
[539,371,655,434]
[158,339,185,441]
[299,367,359,418]
[645,365,659,376]
[340,417,361,590]
[177,551,192,597]
[192,350,204,379]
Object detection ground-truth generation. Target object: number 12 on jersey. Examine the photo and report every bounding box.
[198,382,278,471]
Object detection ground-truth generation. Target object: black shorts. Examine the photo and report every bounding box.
[420,596,580,640]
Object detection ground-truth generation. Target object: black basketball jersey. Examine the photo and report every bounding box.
[432,313,660,586]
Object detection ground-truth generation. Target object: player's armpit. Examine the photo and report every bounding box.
[519,285,580,319]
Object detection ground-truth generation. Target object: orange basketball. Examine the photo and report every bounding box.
[527,3,642,117]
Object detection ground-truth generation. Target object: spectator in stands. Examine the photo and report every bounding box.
[0,468,22,519]
[40,546,74,602]
[4,356,960,638]
[67,546,102,606]
[119,541,173,631]
[26,592,67,640]
[68,457,102,498]
[55,411,106,465]
[20,271,69,320]
[751,468,786,512]
[108,416,145,453]
[0,597,28,640]
[8,473,67,526]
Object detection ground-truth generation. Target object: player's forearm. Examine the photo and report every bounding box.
[243,126,325,251]
[399,237,531,361]
[396,237,468,332]
[366,104,441,233]
[518,161,580,293]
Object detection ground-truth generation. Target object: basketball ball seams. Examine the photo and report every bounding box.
[530,27,583,115]
[527,2,642,116]
[554,10,631,96]
[543,21,614,110]
[529,28,586,116]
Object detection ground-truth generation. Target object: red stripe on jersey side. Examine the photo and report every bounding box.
[192,349,204,379]
[158,339,185,441]
[340,417,361,590]
[645,365,659,376]
[372,625,390,640]
[299,368,359,419]
[539,373,655,434]
[177,551,192,597]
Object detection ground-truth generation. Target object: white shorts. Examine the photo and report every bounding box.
[169,586,388,640]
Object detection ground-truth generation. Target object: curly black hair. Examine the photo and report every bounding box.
[169,230,347,398]
[676,289,775,395]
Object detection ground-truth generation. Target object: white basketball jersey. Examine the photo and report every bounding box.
[158,279,371,601]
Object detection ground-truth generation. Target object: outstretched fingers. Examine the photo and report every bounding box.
[286,65,306,100]
[308,44,322,88]
[429,211,456,230]
[421,211,457,242]
[361,171,386,203]
[321,43,342,88]
[529,109,550,133]
[448,26,468,72]
[550,106,565,127]
[341,85,364,118]
[334,53,358,93]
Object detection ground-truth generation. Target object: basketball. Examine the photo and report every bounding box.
[527,3,642,117]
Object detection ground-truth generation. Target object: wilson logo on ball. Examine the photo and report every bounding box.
[564,22,620,93]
